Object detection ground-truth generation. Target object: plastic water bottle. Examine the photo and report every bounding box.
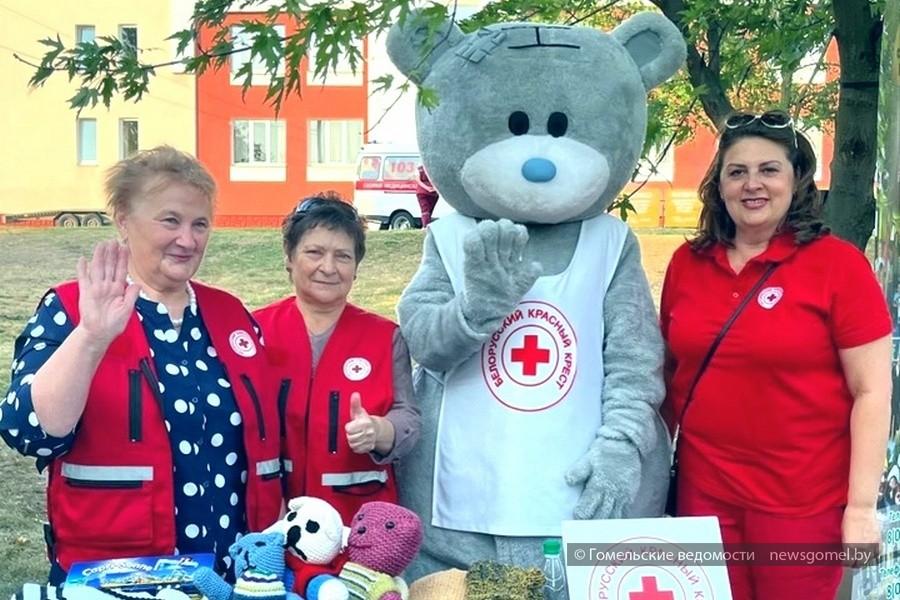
[542,538,568,600]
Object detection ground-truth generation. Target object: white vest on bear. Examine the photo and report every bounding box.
[428,212,627,536]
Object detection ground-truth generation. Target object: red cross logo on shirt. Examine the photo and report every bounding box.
[629,576,674,600]
[510,334,550,376]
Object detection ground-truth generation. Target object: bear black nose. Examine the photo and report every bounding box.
[357,526,367,535]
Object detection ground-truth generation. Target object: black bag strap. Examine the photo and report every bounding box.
[671,261,779,459]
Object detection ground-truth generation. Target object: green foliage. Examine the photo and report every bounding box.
[16,0,886,233]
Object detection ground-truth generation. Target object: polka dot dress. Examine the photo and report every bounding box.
[0,289,249,576]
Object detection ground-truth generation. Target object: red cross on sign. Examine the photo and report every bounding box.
[629,576,675,600]
[510,334,550,376]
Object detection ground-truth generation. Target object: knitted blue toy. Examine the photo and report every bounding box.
[194,531,297,600]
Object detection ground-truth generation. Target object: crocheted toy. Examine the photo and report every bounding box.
[267,496,350,600]
[193,531,289,600]
[386,9,685,579]
[337,501,424,600]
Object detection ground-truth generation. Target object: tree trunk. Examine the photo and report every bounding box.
[650,0,734,124]
[825,0,883,250]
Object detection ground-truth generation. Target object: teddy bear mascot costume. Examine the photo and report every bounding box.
[386,9,687,579]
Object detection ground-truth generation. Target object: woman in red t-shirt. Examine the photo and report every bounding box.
[661,110,891,600]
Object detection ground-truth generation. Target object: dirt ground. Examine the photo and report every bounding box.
[634,232,690,304]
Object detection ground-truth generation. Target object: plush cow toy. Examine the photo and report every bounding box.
[386,10,686,578]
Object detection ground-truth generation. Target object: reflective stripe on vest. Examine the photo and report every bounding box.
[321,470,388,487]
[61,463,153,482]
[256,459,281,477]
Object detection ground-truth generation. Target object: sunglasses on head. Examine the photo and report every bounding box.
[724,111,797,148]
[294,197,358,215]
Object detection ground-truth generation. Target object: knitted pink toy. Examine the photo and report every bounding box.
[338,501,424,600]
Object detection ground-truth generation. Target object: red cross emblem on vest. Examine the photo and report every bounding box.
[510,334,550,376]
[629,576,674,600]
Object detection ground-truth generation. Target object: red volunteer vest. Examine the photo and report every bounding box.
[49,281,282,570]
[254,298,398,523]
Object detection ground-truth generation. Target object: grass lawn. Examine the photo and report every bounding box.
[0,226,686,593]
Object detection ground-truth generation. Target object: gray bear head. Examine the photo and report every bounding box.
[387,11,686,224]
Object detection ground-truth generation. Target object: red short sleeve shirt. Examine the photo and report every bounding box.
[661,232,891,515]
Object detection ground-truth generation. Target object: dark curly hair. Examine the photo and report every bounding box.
[691,110,827,250]
[282,190,367,265]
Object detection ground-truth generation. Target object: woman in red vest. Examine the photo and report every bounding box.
[254,192,420,523]
[0,146,282,585]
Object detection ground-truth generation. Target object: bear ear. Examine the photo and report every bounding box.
[386,8,465,84]
[612,11,687,92]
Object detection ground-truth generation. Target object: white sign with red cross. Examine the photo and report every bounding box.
[562,517,733,600]
[480,300,577,412]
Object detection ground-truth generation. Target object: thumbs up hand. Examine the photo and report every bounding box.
[346,392,379,454]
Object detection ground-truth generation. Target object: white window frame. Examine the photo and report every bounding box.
[308,119,363,166]
[230,25,285,85]
[77,118,97,165]
[307,119,362,182]
[76,25,95,44]
[119,119,139,159]
[230,119,287,182]
[306,36,363,86]
[119,25,138,51]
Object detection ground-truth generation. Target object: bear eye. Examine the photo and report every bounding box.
[508,111,529,136]
[385,521,395,530]
[306,519,320,534]
[254,541,266,547]
[286,512,296,522]
[356,513,365,521]
[548,112,568,137]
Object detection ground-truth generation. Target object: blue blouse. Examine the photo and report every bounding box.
[0,289,253,576]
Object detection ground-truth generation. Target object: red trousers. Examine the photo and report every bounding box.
[679,479,844,600]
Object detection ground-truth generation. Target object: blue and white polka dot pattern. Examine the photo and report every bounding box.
[0,290,250,575]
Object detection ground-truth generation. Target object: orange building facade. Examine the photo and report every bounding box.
[196,11,835,229]
[196,13,368,227]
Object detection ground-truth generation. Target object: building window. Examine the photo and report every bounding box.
[120,119,139,158]
[231,25,285,84]
[232,120,286,165]
[306,36,363,86]
[119,26,138,51]
[76,25,95,44]
[77,118,97,165]
[308,120,363,166]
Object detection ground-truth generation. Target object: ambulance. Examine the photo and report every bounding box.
[352,143,452,229]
